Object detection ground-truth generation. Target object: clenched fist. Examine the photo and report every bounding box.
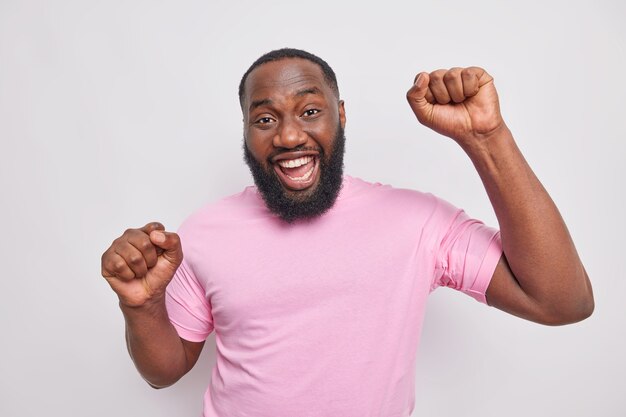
[406,67,506,145]
[101,222,183,308]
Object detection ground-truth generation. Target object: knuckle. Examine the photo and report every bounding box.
[101,249,111,265]
[101,265,113,278]
[123,228,140,238]
[128,254,144,265]
[461,73,474,84]
[100,259,111,276]
[138,239,154,252]
[466,66,483,77]
[112,259,127,272]
[430,70,445,82]
[101,250,116,269]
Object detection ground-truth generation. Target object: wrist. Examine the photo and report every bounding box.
[119,294,167,318]
[459,123,514,163]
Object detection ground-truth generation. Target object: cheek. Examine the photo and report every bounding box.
[308,120,338,149]
[245,134,272,165]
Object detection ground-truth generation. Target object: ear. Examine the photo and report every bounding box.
[338,100,346,129]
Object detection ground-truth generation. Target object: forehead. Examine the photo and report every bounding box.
[243,58,332,107]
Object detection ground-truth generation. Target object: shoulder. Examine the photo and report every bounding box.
[342,175,440,212]
[341,175,465,228]
[177,185,267,238]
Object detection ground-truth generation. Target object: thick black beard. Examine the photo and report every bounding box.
[243,124,345,223]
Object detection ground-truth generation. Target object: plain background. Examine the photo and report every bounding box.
[1,0,625,416]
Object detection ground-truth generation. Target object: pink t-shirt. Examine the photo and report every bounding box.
[165,176,502,417]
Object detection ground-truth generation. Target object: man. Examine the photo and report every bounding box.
[101,48,594,416]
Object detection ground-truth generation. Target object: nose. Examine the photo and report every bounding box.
[273,117,307,149]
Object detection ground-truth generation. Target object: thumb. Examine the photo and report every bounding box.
[141,221,165,234]
[406,72,432,124]
[149,230,183,268]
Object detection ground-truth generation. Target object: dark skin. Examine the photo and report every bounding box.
[406,67,593,325]
[244,59,346,197]
[101,58,593,388]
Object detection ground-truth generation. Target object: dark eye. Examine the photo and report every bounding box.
[255,117,274,125]
[302,109,320,117]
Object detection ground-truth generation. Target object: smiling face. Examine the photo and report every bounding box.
[242,57,347,222]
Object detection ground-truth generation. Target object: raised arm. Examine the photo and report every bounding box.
[101,222,204,387]
[406,67,594,325]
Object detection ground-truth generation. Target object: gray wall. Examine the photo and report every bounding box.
[1,0,624,416]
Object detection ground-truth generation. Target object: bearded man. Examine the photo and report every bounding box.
[101,48,593,417]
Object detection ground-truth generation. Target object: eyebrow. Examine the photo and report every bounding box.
[249,98,272,112]
[295,86,322,97]
[248,87,323,112]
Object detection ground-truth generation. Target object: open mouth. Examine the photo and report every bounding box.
[272,153,320,191]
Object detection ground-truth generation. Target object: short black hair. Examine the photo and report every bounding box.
[238,48,339,109]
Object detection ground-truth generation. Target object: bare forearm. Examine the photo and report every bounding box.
[464,126,593,323]
[120,298,189,388]
[406,66,593,324]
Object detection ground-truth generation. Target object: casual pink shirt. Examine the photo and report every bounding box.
[165,176,502,417]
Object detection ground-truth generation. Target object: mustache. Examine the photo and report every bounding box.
[266,145,323,162]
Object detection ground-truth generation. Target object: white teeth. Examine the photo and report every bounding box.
[278,156,313,168]
[286,164,315,181]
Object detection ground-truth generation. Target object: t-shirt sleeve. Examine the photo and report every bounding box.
[165,259,214,342]
[429,196,503,304]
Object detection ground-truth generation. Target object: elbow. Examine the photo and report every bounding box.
[148,381,173,390]
[557,300,594,325]
[537,268,594,326]
[574,293,595,322]
[538,292,595,326]
[564,272,595,324]
[141,372,182,390]
[145,377,178,390]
